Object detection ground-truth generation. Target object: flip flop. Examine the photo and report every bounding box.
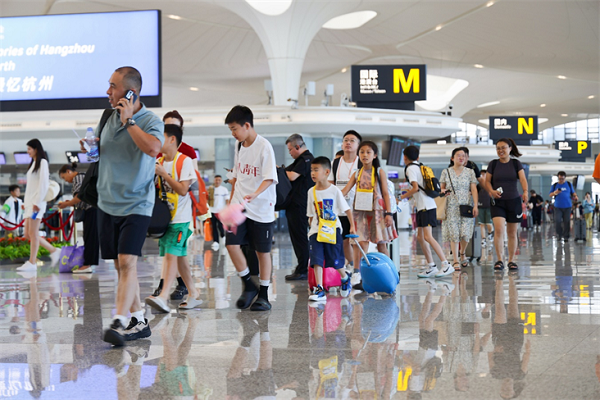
[178,297,203,310]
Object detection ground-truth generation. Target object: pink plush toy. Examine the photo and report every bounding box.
[218,202,246,234]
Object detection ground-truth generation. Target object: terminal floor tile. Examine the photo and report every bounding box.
[0,223,598,399]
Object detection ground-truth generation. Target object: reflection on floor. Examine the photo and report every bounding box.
[0,224,599,399]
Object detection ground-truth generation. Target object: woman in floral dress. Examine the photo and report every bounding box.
[440,148,479,270]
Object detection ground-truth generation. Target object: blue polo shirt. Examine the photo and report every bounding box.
[97,104,164,217]
[549,181,574,209]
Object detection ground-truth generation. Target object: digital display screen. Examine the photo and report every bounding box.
[78,153,92,163]
[13,152,31,164]
[0,153,5,165]
[0,10,161,111]
[388,171,399,179]
[65,151,91,164]
[385,137,420,167]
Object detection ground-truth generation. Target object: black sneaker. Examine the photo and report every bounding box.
[152,286,162,297]
[124,317,151,341]
[170,285,188,300]
[103,319,126,346]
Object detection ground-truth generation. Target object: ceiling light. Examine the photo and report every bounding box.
[435,25,443,31]
[167,14,182,20]
[540,104,546,107]
[561,113,568,117]
[477,100,500,108]
[323,11,377,30]
[474,64,484,68]
[245,0,293,16]
[341,67,347,73]
[486,1,494,7]
[189,87,199,91]
[557,75,566,79]
[589,95,595,99]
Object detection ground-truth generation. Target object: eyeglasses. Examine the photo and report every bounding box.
[496,145,509,151]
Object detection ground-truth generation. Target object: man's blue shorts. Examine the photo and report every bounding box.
[309,231,344,269]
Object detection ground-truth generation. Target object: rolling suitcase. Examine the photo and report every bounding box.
[574,218,586,242]
[521,214,528,229]
[348,235,399,295]
[465,226,482,262]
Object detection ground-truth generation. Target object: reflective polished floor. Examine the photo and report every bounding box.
[0,223,599,399]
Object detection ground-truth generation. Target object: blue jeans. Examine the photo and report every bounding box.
[554,207,571,239]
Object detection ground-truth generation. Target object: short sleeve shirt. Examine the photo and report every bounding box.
[231,135,278,223]
[72,173,92,210]
[97,105,165,217]
[550,182,574,208]
[285,150,315,208]
[328,157,360,206]
[306,185,350,237]
[211,186,230,213]
[405,162,437,211]
[486,159,523,200]
[466,161,481,179]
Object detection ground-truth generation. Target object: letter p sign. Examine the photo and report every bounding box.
[578,141,588,154]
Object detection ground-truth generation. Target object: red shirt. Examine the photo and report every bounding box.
[157,142,197,160]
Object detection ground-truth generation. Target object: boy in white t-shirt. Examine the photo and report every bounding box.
[400,146,453,278]
[145,124,202,313]
[309,157,355,301]
[210,175,230,250]
[1,185,24,236]
[225,106,278,312]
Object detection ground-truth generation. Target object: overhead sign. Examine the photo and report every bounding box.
[351,65,427,110]
[0,10,162,111]
[489,116,538,143]
[555,140,591,162]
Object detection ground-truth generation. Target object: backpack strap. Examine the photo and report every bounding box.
[175,152,187,180]
[489,160,498,187]
[97,108,114,156]
[332,157,340,184]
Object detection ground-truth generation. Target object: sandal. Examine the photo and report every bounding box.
[507,261,518,270]
[452,262,461,271]
[178,296,203,310]
[494,261,505,270]
[460,253,469,267]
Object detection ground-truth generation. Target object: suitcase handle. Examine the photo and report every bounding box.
[346,234,371,266]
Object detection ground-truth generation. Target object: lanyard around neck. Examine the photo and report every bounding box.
[312,187,323,220]
[337,156,357,181]
[356,167,375,193]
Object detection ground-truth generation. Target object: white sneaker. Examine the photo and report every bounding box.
[417,266,439,278]
[481,239,486,247]
[211,242,220,251]
[50,250,61,266]
[17,261,37,271]
[487,234,494,241]
[73,266,94,274]
[351,271,362,286]
[435,263,455,278]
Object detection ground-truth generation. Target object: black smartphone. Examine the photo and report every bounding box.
[124,90,138,103]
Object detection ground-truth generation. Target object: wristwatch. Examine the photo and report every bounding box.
[126,118,136,126]
[384,212,393,216]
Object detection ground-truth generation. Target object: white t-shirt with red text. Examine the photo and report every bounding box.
[231,135,278,223]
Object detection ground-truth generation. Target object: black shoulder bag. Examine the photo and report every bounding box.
[77,109,114,207]
[147,176,172,238]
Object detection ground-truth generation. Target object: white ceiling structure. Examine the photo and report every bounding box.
[1,0,598,132]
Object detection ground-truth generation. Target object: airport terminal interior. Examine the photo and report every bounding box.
[1,0,599,399]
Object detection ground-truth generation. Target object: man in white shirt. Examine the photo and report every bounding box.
[400,145,453,278]
[328,130,362,270]
[225,106,278,312]
[210,175,230,250]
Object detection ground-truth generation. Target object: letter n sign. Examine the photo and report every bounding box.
[518,117,534,135]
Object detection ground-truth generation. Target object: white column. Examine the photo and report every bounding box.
[214,0,360,105]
